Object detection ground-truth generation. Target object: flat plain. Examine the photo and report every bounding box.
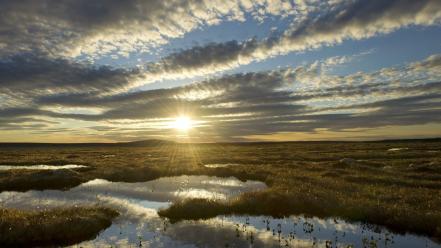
[0,140,440,247]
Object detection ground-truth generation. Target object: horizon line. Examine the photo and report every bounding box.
[0,137,440,145]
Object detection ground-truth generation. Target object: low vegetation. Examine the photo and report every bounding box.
[0,206,118,247]
[0,140,440,244]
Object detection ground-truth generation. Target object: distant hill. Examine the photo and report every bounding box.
[120,139,175,146]
[372,137,441,143]
[0,137,440,147]
[0,139,175,148]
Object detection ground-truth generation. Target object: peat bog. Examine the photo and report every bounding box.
[0,140,440,247]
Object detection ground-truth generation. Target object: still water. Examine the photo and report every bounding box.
[0,164,87,170]
[0,175,438,247]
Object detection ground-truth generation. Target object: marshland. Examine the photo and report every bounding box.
[2,0,441,247]
[0,139,440,247]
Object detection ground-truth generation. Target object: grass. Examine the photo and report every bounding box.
[0,206,118,247]
[0,169,85,191]
[159,190,441,240]
[0,140,440,244]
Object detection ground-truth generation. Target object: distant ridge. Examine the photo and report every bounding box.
[214,137,441,145]
[372,137,441,143]
[122,139,175,146]
[0,137,439,147]
[0,139,175,147]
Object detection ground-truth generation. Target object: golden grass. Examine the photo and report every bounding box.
[0,206,118,247]
[0,140,440,242]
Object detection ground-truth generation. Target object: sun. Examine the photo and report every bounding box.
[173,116,192,131]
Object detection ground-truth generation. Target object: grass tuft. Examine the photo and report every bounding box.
[0,206,118,247]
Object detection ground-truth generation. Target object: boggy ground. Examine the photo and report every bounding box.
[0,140,440,245]
[0,206,118,247]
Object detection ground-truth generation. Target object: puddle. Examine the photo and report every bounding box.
[204,163,241,168]
[101,154,116,158]
[76,215,440,248]
[387,148,409,152]
[0,176,438,248]
[0,176,266,209]
[0,164,88,171]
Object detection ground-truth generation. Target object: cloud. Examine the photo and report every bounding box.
[132,0,441,84]
[0,53,144,111]
[0,0,303,59]
[1,0,441,141]
[0,0,438,94]
[1,54,440,140]
[1,0,439,82]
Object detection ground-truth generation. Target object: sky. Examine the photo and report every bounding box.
[0,0,440,143]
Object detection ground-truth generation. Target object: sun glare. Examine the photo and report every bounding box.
[173,116,192,131]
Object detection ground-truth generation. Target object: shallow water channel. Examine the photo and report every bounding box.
[0,175,439,248]
[0,164,87,170]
